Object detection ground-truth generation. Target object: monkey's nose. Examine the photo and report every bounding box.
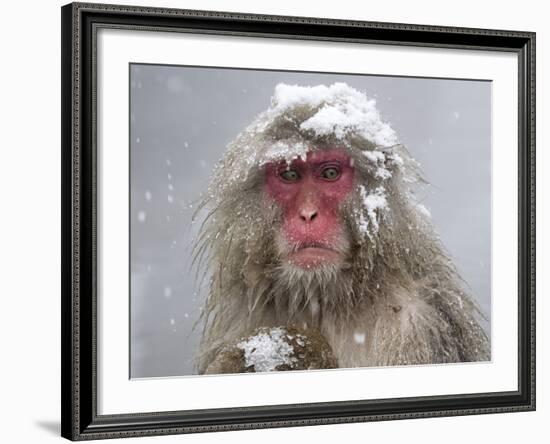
[299,209,318,222]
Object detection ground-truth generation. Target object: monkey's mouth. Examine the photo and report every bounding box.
[288,243,342,269]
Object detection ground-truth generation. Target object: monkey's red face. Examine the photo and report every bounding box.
[265,149,355,270]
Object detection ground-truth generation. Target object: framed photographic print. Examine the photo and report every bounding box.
[61,2,536,440]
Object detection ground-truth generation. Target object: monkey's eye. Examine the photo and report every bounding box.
[279,169,300,182]
[320,167,341,181]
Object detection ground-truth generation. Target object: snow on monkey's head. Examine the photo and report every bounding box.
[195,82,430,288]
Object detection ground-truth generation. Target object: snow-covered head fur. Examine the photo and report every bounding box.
[194,83,489,373]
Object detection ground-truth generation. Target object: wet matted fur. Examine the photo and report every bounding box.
[193,85,490,374]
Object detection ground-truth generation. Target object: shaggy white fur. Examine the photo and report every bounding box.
[193,83,489,374]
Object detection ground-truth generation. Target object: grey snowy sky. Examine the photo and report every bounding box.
[130,64,491,378]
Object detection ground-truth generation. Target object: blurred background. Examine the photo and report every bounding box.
[130,64,491,378]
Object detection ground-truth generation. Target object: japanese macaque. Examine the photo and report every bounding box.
[193,83,489,374]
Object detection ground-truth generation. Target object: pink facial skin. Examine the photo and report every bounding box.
[264,149,355,269]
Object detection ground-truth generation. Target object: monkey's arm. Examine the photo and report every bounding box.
[369,287,490,366]
[203,326,338,375]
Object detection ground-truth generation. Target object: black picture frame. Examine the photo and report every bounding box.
[61,2,536,440]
